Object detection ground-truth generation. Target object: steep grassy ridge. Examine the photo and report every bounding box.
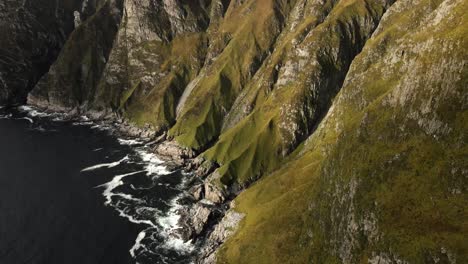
[204,0,395,188]
[169,0,298,149]
[217,0,467,262]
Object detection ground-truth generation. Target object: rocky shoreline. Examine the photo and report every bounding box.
[18,103,244,264]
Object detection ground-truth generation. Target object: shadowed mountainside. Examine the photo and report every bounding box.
[0,0,110,105]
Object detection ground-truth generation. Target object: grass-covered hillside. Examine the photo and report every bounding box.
[24,0,467,263]
[217,0,467,262]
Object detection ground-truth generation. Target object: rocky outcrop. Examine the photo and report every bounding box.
[28,0,123,111]
[176,192,244,264]
[153,140,196,164]
[179,202,214,240]
[0,0,100,105]
[198,209,245,264]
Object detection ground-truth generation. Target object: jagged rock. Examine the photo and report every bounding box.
[153,132,167,144]
[192,203,212,235]
[118,123,143,137]
[178,201,213,241]
[189,184,204,201]
[86,109,114,121]
[204,182,225,205]
[153,141,195,164]
[195,160,217,178]
[198,210,245,264]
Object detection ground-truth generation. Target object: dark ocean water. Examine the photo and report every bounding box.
[0,107,193,264]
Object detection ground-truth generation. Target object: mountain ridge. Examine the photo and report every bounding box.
[1,0,466,263]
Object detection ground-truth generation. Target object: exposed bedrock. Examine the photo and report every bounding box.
[0,0,108,105]
[10,0,468,263]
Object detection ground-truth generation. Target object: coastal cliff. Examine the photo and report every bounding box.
[0,0,107,105]
[1,0,467,263]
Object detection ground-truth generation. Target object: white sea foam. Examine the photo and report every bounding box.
[18,105,33,112]
[33,126,47,132]
[154,177,195,254]
[101,154,192,253]
[146,164,172,176]
[158,210,180,231]
[18,105,53,118]
[135,206,160,215]
[0,113,12,119]
[117,209,157,227]
[17,117,33,123]
[90,124,112,131]
[164,237,194,253]
[136,149,164,164]
[134,148,173,176]
[52,116,66,122]
[157,196,194,253]
[93,148,103,152]
[72,121,93,126]
[81,156,129,172]
[118,138,143,146]
[96,170,158,227]
[113,192,144,203]
[130,231,147,258]
[96,171,144,198]
[87,133,193,259]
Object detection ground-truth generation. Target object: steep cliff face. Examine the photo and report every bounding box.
[203,0,395,190]
[92,0,213,130]
[16,0,468,263]
[28,0,123,111]
[216,0,467,263]
[0,0,103,105]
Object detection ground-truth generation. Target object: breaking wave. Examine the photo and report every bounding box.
[13,105,195,263]
[90,141,195,263]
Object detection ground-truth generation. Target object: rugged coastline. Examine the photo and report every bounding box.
[1,0,466,262]
[15,103,243,264]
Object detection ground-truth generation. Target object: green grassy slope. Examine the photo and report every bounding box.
[217,0,468,262]
[169,0,298,149]
[203,0,395,188]
[25,1,467,262]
